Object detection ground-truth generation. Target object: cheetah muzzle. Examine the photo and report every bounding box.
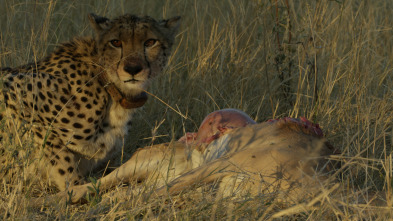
[0,13,181,191]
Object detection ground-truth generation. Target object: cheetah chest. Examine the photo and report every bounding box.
[72,101,136,161]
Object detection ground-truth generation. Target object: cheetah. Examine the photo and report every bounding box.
[0,13,180,191]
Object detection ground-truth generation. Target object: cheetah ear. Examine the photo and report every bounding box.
[88,13,111,32]
[160,16,181,35]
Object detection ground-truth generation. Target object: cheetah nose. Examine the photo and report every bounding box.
[124,65,143,76]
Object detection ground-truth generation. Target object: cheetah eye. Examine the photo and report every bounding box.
[144,39,157,47]
[110,40,122,48]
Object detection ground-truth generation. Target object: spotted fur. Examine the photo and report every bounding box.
[0,14,180,190]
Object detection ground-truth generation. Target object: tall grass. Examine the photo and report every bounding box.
[1,0,392,219]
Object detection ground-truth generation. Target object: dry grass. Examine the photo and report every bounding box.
[1,0,393,219]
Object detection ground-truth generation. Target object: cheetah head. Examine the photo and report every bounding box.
[89,13,180,98]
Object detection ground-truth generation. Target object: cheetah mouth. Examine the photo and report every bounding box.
[124,79,139,83]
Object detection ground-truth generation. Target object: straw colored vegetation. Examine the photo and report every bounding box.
[0,0,392,219]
